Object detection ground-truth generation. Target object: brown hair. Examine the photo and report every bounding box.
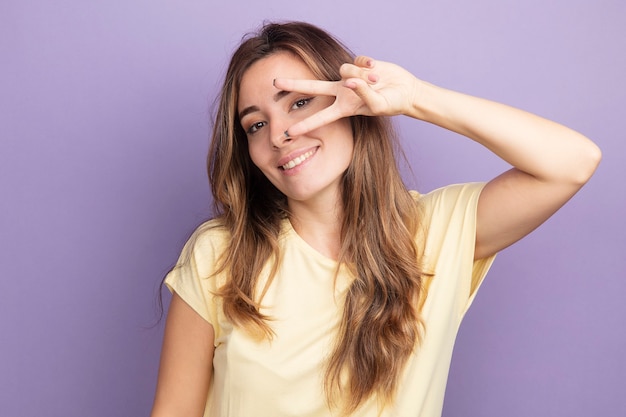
[208,21,426,414]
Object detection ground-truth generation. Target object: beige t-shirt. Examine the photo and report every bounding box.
[165,182,495,417]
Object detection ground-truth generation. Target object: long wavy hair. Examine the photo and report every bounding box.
[208,21,427,415]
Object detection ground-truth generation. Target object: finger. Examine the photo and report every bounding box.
[273,78,338,96]
[286,105,344,137]
[340,61,378,85]
[354,57,380,83]
[354,56,375,69]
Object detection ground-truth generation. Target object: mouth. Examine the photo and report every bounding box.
[279,148,317,171]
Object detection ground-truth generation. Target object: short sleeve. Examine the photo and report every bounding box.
[164,220,227,339]
[415,182,496,318]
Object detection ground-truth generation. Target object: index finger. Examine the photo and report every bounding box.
[273,78,338,96]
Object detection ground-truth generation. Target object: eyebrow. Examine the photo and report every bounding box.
[238,105,259,121]
[238,90,292,120]
[273,90,290,102]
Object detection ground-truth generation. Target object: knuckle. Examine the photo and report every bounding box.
[339,63,352,76]
[355,56,368,66]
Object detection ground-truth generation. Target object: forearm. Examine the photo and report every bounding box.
[408,81,601,184]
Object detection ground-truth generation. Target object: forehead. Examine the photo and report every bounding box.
[238,52,316,110]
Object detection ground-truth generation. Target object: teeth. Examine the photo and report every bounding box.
[282,150,314,170]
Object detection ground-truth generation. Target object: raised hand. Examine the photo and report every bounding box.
[274,56,422,137]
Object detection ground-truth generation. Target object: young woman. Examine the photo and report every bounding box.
[150,21,601,417]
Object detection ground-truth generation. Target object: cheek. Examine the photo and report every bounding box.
[337,119,355,154]
[247,141,267,171]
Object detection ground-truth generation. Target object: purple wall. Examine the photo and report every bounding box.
[1,1,624,415]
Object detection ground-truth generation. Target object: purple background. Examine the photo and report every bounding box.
[1,1,624,416]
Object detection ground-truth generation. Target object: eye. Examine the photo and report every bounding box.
[291,97,313,110]
[246,121,266,135]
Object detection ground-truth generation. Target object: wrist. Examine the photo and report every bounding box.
[407,79,438,121]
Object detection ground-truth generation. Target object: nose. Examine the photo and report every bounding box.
[272,130,293,148]
[270,121,293,148]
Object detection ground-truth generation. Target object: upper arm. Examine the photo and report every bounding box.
[151,292,215,417]
[474,167,584,260]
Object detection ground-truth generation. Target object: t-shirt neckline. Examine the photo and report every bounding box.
[281,218,339,268]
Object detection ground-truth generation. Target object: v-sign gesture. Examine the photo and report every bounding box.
[274,56,421,137]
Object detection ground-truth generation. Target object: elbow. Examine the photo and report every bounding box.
[574,141,602,186]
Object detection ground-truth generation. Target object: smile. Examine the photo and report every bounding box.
[281,149,316,170]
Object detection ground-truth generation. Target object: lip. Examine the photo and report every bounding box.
[276,146,318,169]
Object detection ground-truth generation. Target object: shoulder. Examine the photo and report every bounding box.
[164,219,230,330]
[411,182,486,217]
[174,218,231,271]
[410,182,487,251]
[189,218,230,248]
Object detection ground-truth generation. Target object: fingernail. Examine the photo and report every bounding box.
[366,59,373,67]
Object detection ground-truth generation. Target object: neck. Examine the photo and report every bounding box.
[288,196,344,261]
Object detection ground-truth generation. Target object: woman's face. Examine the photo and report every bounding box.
[238,51,354,208]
